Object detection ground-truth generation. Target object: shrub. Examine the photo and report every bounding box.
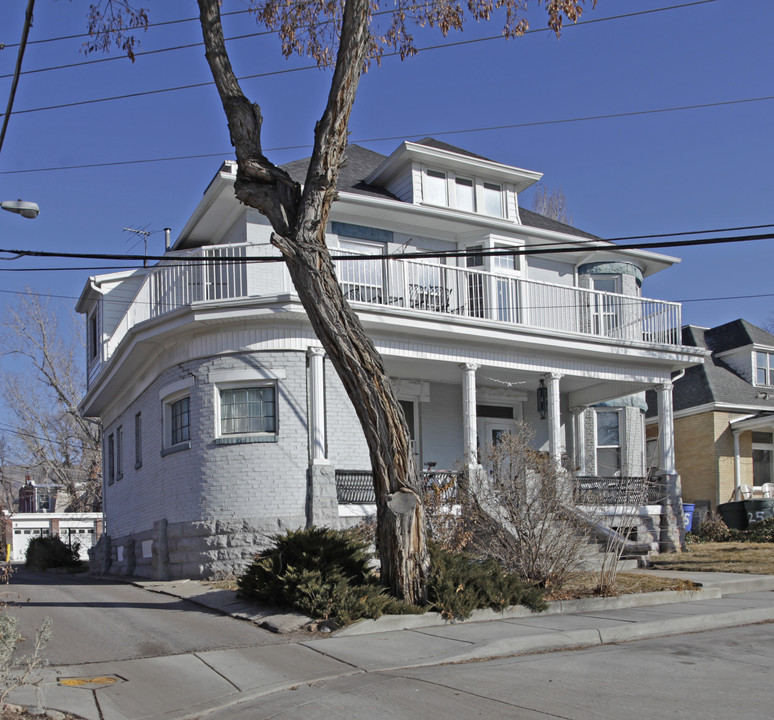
[427,543,546,620]
[25,536,81,571]
[237,527,421,626]
[688,512,733,543]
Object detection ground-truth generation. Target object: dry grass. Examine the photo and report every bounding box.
[544,572,699,601]
[649,542,774,575]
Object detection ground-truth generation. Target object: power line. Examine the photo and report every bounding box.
[2,92,771,176]
[0,2,719,120]
[1,230,773,268]
[1,1,715,80]
[0,0,36,155]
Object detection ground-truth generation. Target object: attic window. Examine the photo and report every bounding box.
[756,351,774,386]
[483,182,503,217]
[424,169,447,205]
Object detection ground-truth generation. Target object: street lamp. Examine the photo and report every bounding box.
[1,199,39,219]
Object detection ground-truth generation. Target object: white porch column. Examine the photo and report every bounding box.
[307,347,327,463]
[461,363,479,464]
[572,408,586,474]
[656,381,676,474]
[733,430,742,501]
[546,373,563,464]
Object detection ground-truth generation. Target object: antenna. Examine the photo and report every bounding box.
[123,226,152,267]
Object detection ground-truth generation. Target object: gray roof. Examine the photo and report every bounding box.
[282,141,599,239]
[646,320,774,417]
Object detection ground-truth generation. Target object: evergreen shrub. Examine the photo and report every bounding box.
[427,543,546,620]
[237,527,421,625]
[24,536,81,571]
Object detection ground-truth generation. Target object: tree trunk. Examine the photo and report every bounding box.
[198,0,428,603]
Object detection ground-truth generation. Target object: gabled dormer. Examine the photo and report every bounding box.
[705,319,774,387]
[365,138,542,222]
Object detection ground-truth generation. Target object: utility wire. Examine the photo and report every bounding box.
[1,230,772,266]
[0,2,720,119]
[0,0,35,155]
[0,1,715,80]
[2,92,771,176]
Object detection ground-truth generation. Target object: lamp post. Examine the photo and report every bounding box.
[1,199,39,219]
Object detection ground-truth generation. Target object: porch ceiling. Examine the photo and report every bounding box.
[381,356,654,399]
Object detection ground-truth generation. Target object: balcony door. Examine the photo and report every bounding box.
[591,275,621,337]
[336,239,385,303]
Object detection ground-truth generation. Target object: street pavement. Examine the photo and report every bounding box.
[6,569,774,720]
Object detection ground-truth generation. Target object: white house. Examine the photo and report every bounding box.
[77,138,706,579]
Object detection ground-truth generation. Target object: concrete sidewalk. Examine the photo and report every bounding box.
[9,571,774,720]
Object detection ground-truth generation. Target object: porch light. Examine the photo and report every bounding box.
[537,379,548,420]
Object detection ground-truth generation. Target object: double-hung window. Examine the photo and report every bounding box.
[106,433,115,485]
[595,410,622,476]
[756,351,774,386]
[171,397,190,445]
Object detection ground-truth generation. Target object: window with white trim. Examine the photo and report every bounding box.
[755,351,774,386]
[424,169,447,205]
[483,182,503,217]
[220,386,276,436]
[455,177,475,212]
[106,433,115,485]
[171,397,190,445]
[162,392,192,455]
[88,312,99,362]
[134,412,142,468]
[422,168,506,218]
[595,409,622,476]
[115,425,123,480]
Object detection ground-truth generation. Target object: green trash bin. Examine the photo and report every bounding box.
[743,499,774,525]
[718,501,748,530]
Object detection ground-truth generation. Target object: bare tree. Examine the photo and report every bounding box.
[0,292,101,512]
[531,185,574,225]
[85,0,596,603]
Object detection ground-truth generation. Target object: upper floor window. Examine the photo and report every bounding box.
[424,169,447,206]
[422,168,505,218]
[756,351,774,386]
[483,182,503,217]
[455,177,475,212]
[88,312,98,361]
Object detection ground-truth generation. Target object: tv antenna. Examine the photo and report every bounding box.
[124,226,152,267]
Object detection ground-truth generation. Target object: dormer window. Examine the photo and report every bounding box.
[424,169,447,205]
[483,182,503,217]
[422,167,506,218]
[455,177,475,212]
[756,351,774,386]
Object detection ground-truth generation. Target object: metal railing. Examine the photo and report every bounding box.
[335,469,459,504]
[336,256,681,346]
[573,476,666,505]
[93,243,683,384]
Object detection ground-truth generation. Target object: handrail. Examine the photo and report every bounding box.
[92,243,683,385]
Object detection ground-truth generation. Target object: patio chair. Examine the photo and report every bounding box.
[761,483,774,498]
[739,484,754,499]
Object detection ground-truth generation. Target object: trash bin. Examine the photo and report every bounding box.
[717,501,748,530]
[742,499,774,525]
[682,503,696,532]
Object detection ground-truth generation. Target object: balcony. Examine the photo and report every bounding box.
[92,242,682,384]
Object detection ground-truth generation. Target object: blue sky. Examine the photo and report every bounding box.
[0,0,772,336]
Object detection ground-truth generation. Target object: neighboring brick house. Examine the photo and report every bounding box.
[646,320,774,508]
[77,138,705,580]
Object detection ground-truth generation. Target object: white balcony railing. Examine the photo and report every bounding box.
[93,243,682,384]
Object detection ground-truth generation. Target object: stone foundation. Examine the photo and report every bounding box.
[92,515,307,579]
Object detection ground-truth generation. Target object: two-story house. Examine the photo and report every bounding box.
[77,138,706,580]
[646,320,774,515]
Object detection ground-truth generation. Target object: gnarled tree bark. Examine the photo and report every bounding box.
[197,0,428,603]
